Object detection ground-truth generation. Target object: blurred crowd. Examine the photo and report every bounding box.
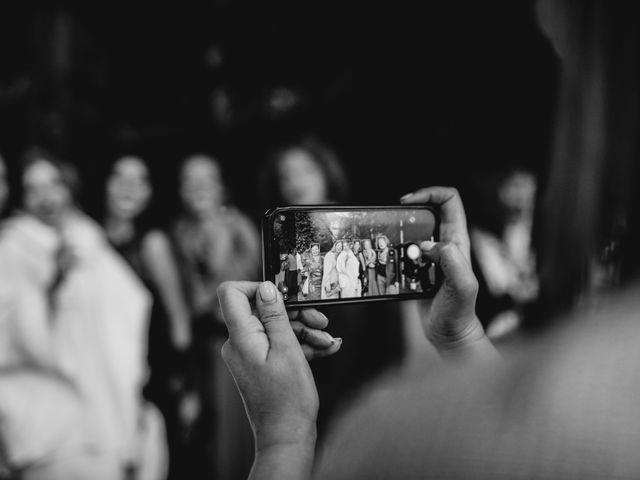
[0,132,540,480]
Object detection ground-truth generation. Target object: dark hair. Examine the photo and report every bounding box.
[259,134,349,207]
[101,154,165,233]
[19,146,81,203]
[529,0,640,326]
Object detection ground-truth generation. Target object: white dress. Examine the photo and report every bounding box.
[337,250,361,298]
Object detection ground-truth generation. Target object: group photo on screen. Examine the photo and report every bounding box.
[272,209,437,302]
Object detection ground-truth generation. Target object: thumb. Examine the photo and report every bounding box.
[255,281,299,351]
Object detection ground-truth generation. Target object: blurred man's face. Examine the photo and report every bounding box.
[180,156,224,216]
[277,148,328,205]
[0,158,8,214]
[311,245,320,255]
[106,156,151,221]
[23,159,72,227]
[335,241,343,253]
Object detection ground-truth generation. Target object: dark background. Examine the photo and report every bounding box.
[0,1,558,222]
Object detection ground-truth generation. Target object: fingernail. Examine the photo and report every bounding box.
[259,282,277,304]
[323,331,336,343]
[334,337,343,345]
[421,240,436,251]
[318,311,328,322]
[400,192,414,202]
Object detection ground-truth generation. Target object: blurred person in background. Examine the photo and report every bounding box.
[258,134,348,208]
[171,153,260,480]
[466,166,539,339]
[0,147,166,479]
[258,134,404,449]
[102,155,197,480]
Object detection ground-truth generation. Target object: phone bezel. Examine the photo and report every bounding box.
[262,204,442,308]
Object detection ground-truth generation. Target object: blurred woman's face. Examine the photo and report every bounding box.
[23,159,72,227]
[0,157,8,214]
[335,241,343,253]
[106,156,151,221]
[180,156,224,216]
[364,239,372,250]
[353,241,361,253]
[311,245,320,255]
[499,171,536,216]
[277,148,328,205]
[377,237,387,249]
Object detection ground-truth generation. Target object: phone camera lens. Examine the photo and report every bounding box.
[279,215,286,222]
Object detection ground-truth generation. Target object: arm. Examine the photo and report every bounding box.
[217,281,342,480]
[141,230,192,349]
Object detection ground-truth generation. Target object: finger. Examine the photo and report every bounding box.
[289,308,329,329]
[422,242,478,297]
[400,186,470,260]
[217,281,263,340]
[255,281,299,349]
[290,321,337,349]
[301,338,343,361]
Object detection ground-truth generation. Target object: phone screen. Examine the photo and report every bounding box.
[264,206,440,306]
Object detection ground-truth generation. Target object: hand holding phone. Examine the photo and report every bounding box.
[401,187,495,358]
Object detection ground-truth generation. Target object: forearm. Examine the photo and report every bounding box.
[250,441,316,480]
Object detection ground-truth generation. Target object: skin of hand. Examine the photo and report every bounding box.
[401,187,498,360]
[217,281,341,480]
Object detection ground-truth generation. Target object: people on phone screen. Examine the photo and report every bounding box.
[336,240,361,298]
[375,235,390,294]
[363,238,379,296]
[321,240,342,299]
[300,243,324,300]
[352,240,367,294]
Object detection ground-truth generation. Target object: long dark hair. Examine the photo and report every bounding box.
[530,0,640,326]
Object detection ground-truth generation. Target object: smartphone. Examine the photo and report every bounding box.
[262,205,441,307]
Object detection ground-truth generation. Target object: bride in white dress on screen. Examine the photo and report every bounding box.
[337,240,361,298]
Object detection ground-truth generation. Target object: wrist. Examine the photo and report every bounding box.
[428,314,500,363]
[251,419,317,480]
[255,416,317,453]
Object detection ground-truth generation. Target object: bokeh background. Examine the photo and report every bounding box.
[0,0,557,220]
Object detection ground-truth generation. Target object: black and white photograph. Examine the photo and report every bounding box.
[1,1,639,479]
[271,208,437,303]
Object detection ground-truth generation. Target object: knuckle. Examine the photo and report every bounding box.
[439,242,457,257]
[260,307,285,325]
